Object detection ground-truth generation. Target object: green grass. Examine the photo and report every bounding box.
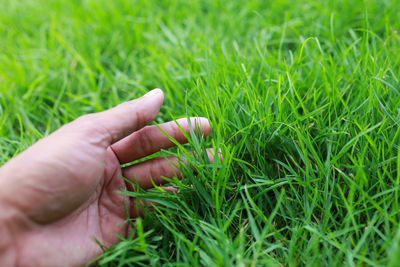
[1,0,400,265]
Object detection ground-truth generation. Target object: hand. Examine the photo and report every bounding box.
[0,89,212,266]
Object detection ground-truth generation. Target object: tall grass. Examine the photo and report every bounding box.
[1,0,400,265]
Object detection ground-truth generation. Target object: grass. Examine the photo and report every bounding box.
[1,0,400,265]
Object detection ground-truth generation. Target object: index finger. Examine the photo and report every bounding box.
[110,117,211,164]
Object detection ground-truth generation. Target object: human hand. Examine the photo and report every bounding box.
[0,89,212,266]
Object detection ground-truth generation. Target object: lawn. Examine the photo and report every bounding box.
[1,0,400,265]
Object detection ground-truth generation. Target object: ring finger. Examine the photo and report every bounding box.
[122,148,217,190]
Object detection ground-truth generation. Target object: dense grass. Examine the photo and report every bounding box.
[1,0,400,265]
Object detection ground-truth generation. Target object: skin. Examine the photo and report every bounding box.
[0,89,213,266]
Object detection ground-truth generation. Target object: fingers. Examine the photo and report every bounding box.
[123,156,181,190]
[127,148,221,218]
[76,89,164,145]
[111,117,211,164]
[122,149,217,190]
[130,187,178,218]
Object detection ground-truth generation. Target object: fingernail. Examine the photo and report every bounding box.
[144,88,163,97]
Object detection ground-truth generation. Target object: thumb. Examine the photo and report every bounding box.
[76,89,164,145]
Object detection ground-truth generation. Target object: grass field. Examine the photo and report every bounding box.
[1,0,400,265]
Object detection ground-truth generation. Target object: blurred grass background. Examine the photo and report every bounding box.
[1,0,400,265]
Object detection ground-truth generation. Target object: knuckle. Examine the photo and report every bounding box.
[134,108,145,128]
[137,131,154,154]
[117,100,148,129]
[157,159,169,176]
